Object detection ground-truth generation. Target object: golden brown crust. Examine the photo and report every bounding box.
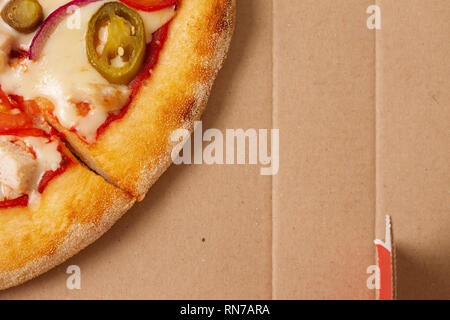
[0,161,135,290]
[49,0,236,199]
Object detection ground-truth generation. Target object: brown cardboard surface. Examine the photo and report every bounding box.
[273,0,376,299]
[0,0,449,300]
[375,0,450,299]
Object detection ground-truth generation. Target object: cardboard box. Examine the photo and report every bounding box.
[1,0,448,300]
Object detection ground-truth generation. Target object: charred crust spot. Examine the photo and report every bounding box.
[180,97,197,122]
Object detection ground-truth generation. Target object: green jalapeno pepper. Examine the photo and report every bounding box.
[86,2,146,85]
[1,0,43,34]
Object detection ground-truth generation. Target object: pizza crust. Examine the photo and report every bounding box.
[0,158,135,290]
[46,0,236,199]
[0,0,234,289]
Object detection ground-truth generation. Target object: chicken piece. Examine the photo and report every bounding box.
[0,139,38,195]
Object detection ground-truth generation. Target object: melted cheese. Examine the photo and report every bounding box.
[0,0,175,143]
[140,6,175,42]
[0,135,62,208]
[23,136,62,174]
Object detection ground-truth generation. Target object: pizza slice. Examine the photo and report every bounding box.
[0,93,134,289]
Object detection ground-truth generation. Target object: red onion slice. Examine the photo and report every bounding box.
[29,0,101,60]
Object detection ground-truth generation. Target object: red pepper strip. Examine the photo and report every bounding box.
[0,128,47,137]
[37,153,72,193]
[0,113,34,131]
[120,0,177,12]
[0,195,29,209]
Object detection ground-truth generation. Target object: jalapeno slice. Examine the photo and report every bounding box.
[1,0,43,34]
[86,2,146,85]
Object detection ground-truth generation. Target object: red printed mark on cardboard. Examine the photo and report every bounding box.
[374,216,394,300]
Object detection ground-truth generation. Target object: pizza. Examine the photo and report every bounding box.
[0,0,235,289]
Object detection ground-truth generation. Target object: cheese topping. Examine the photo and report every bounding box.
[0,0,175,143]
[0,135,62,208]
